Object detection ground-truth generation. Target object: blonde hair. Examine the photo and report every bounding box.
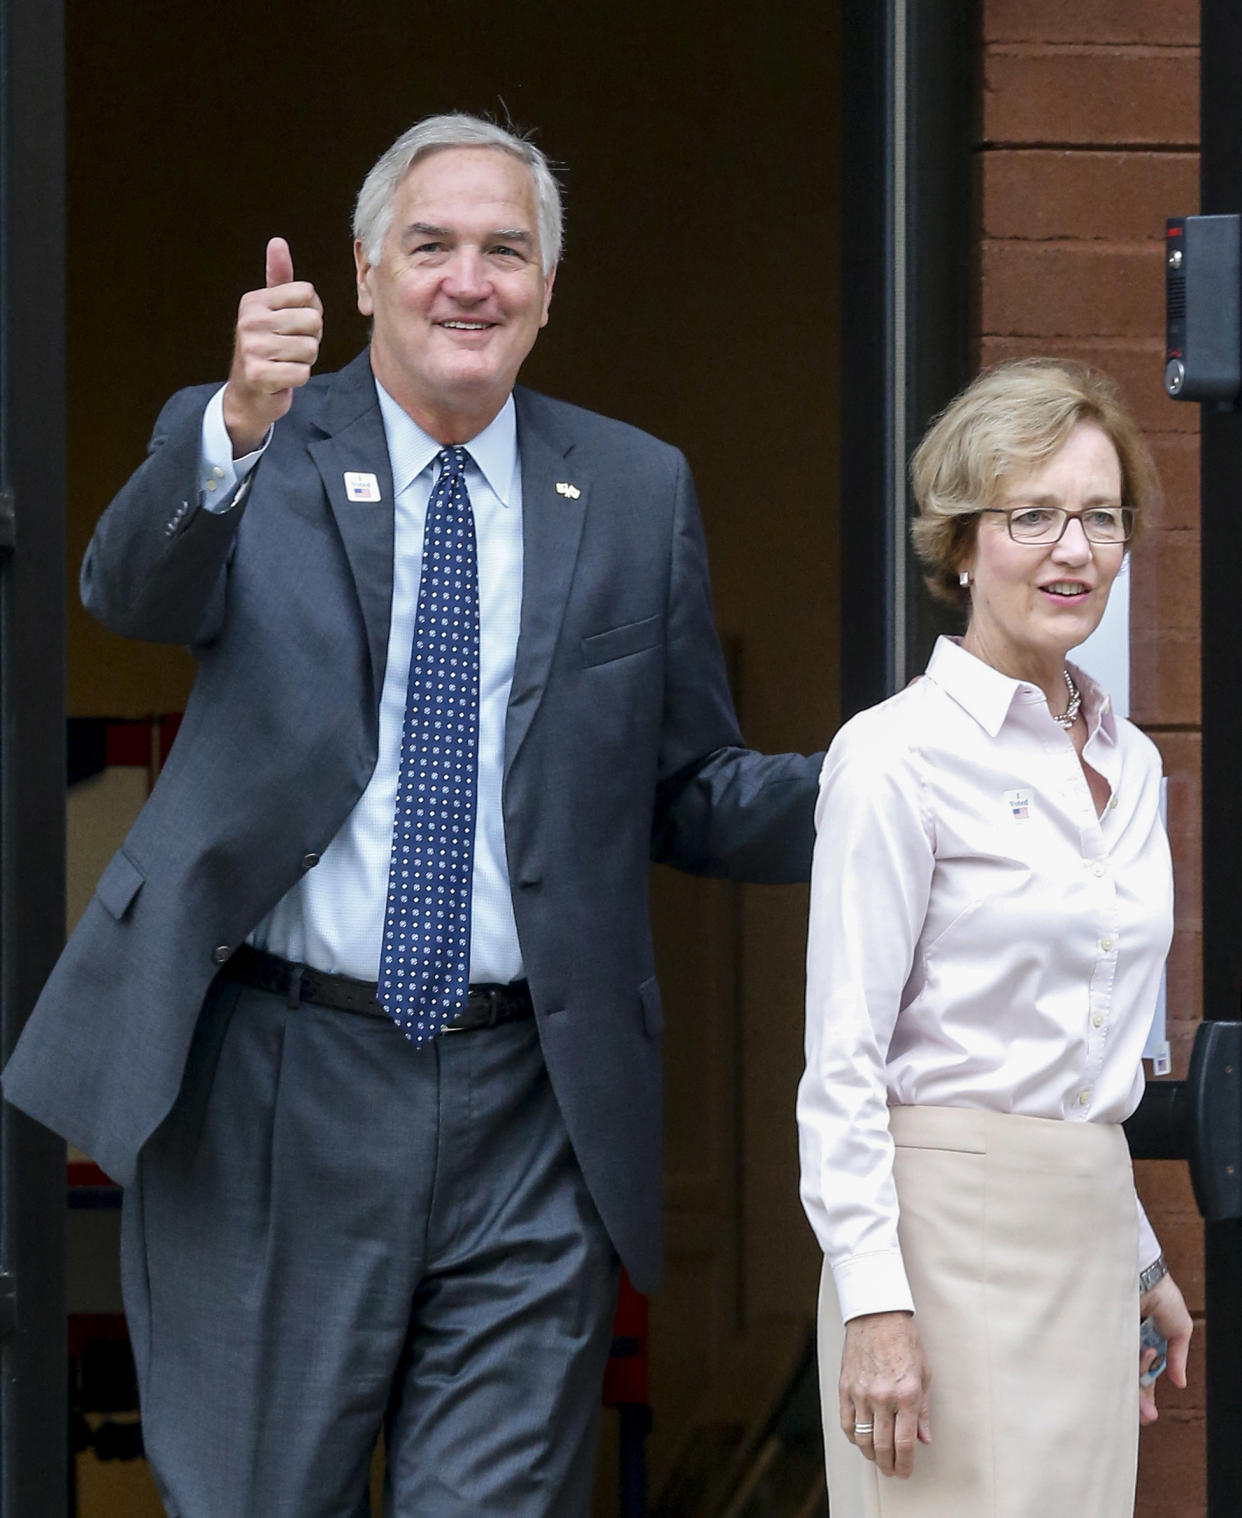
[910,358,1161,610]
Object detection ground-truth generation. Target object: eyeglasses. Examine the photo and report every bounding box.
[979,506,1134,545]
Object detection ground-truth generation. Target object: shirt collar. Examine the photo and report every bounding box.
[925,637,1023,737]
[924,635,1117,743]
[374,380,519,506]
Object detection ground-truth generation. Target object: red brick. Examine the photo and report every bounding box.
[985,0,1199,46]
[1151,728,1200,800]
[1133,1148,1191,1220]
[1153,730,1202,907]
[981,150,1198,241]
[978,336,1199,435]
[1162,931,1202,1028]
[1130,628,1200,726]
[1147,434,1200,532]
[1170,838,1202,933]
[1144,729,1195,787]
[1155,731,1203,935]
[983,47,1199,148]
[1135,1154,1201,1219]
[1129,527,1199,638]
[980,241,1164,338]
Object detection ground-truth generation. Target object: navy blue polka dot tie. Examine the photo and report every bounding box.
[378,447,479,1043]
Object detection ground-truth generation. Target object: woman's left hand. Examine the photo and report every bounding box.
[1139,1271,1192,1425]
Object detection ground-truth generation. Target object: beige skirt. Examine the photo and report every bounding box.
[818,1106,1139,1518]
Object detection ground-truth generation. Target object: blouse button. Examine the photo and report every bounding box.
[1101,937,1114,952]
[1090,862,1106,878]
[1079,1090,1091,1106]
[1093,1013,1105,1028]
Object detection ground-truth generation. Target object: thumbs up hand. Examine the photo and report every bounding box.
[222,237,323,456]
[264,236,295,290]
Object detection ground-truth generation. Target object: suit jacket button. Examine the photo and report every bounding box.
[301,852,320,869]
[211,944,231,965]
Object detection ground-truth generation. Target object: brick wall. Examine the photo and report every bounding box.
[977,3,1203,1512]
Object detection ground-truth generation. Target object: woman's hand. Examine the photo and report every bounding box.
[839,1310,932,1478]
[1139,1272,1192,1425]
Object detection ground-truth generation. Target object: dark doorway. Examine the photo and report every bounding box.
[59,5,839,1515]
[0,0,68,1513]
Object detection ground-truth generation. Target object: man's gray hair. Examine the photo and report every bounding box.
[352,113,563,275]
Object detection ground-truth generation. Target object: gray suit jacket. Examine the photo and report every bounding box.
[3,351,819,1289]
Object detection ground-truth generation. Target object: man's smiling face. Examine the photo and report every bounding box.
[355,146,556,442]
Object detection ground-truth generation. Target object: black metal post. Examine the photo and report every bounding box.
[0,0,67,1513]
[902,2,978,676]
[839,0,899,716]
[840,0,978,717]
[1199,5,1242,1511]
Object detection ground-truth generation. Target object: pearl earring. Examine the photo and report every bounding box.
[958,570,970,588]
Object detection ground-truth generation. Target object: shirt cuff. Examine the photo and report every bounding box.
[832,1249,916,1323]
[199,385,268,514]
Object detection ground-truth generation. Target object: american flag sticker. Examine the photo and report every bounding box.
[344,472,382,502]
[1005,789,1032,821]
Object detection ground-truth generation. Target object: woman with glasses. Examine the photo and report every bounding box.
[799,359,1192,1516]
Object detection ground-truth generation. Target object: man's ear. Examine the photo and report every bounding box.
[354,239,375,318]
[539,263,557,329]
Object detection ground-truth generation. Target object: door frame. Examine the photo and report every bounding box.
[0,0,68,1512]
[839,0,978,717]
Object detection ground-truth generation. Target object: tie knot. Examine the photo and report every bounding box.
[436,446,469,479]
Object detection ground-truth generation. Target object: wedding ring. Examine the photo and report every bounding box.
[853,1422,874,1435]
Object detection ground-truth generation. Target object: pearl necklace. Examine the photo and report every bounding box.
[1052,668,1081,729]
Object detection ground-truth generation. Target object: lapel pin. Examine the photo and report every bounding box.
[555,481,581,500]
[343,471,382,502]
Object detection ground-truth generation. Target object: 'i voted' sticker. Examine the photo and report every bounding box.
[1004,789,1032,821]
[344,472,381,502]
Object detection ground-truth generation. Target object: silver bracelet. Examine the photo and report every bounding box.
[1139,1252,1169,1295]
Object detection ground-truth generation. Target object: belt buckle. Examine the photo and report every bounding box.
[461,985,503,1033]
[442,986,491,1035]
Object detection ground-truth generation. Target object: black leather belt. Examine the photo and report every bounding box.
[220,944,534,1033]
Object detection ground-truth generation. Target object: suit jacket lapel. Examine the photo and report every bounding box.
[506,388,587,772]
[306,351,395,710]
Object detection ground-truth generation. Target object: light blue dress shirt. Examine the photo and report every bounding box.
[199,380,526,984]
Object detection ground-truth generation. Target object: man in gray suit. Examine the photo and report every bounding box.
[4,115,819,1516]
